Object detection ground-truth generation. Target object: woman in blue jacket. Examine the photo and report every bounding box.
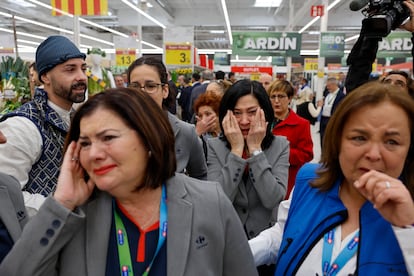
[249,81,414,275]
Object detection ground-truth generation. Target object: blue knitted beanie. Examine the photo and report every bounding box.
[36,35,86,82]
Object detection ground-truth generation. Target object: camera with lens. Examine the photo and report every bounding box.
[351,0,410,38]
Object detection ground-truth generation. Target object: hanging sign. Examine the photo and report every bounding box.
[320,32,345,57]
[115,49,136,66]
[311,5,324,17]
[232,32,301,57]
[165,44,192,66]
[377,32,412,58]
[304,58,318,71]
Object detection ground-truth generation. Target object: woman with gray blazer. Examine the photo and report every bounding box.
[207,80,289,274]
[0,89,257,276]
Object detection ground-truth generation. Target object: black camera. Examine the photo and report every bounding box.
[351,0,410,38]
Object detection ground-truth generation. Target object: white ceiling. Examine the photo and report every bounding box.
[0,0,365,58]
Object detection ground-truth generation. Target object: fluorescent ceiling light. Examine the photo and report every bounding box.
[299,0,343,34]
[210,30,225,34]
[221,0,233,45]
[9,0,36,8]
[254,0,282,8]
[121,0,166,29]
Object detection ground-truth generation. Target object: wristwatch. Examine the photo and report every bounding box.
[251,149,263,156]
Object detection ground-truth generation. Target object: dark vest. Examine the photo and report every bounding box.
[296,102,317,125]
[0,89,68,196]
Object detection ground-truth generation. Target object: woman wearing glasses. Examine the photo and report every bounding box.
[206,79,289,275]
[127,57,207,180]
[268,80,313,199]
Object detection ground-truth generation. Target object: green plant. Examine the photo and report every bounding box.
[0,56,31,114]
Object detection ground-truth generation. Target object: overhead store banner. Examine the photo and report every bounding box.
[232,32,301,57]
[319,32,345,57]
[377,32,412,58]
[51,0,108,16]
[231,66,273,75]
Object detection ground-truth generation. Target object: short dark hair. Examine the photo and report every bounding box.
[192,73,201,81]
[66,87,176,190]
[313,81,414,197]
[228,72,235,78]
[218,79,274,149]
[215,70,225,80]
[127,57,172,110]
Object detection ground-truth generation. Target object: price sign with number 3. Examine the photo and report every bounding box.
[165,44,192,66]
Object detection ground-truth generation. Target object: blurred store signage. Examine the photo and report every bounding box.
[214,52,231,65]
[319,32,345,57]
[232,32,301,57]
[51,0,108,16]
[310,5,324,17]
[377,32,412,58]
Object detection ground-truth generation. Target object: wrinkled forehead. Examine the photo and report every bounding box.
[384,74,407,84]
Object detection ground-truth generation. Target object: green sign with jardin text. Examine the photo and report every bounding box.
[377,32,412,58]
[232,32,301,57]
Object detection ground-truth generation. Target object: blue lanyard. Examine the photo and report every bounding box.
[114,184,168,276]
[321,228,359,276]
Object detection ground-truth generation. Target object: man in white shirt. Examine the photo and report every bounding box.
[0,35,87,215]
[320,77,345,148]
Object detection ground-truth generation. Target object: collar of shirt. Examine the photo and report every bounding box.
[47,100,72,128]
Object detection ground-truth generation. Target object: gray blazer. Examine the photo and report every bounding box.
[0,173,258,276]
[207,136,289,239]
[0,173,28,242]
[168,112,207,180]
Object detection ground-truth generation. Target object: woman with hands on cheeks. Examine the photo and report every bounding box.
[0,88,258,276]
[249,81,414,275]
[207,79,289,275]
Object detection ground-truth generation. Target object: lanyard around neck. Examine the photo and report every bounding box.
[114,184,168,276]
[321,228,359,276]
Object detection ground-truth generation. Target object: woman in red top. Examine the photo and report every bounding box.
[268,80,313,198]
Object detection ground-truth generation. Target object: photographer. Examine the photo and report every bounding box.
[345,0,414,97]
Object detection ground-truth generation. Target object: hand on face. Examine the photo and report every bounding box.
[54,141,95,210]
[0,130,6,144]
[354,170,414,227]
[195,113,217,136]
[401,1,414,32]
[246,108,267,153]
[222,110,245,156]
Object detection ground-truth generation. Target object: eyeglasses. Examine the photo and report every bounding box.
[269,94,288,100]
[128,82,165,93]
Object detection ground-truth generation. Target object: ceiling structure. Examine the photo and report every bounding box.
[0,0,366,62]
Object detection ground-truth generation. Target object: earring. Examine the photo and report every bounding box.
[148,151,152,157]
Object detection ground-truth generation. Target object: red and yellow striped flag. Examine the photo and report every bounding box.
[51,0,108,16]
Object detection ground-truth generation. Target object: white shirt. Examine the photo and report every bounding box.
[0,101,72,214]
[249,190,414,275]
[322,89,339,117]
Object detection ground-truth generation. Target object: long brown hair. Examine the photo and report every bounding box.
[312,81,414,198]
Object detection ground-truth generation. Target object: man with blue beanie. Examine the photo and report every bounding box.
[0,35,87,216]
